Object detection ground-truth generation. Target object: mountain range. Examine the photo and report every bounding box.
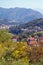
[0,7,43,24]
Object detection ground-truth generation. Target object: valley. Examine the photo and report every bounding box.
[0,7,43,65]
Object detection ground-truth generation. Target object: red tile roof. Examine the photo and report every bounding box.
[27,37,37,45]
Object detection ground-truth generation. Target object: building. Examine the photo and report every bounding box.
[11,36,17,42]
[39,37,43,46]
[27,36,39,46]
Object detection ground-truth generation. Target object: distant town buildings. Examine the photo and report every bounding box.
[0,24,15,29]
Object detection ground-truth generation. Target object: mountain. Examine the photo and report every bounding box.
[36,9,43,14]
[0,7,43,24]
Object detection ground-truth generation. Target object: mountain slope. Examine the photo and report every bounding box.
[19,18,43,28]
[0,7,43,24]
[9,18,43,35]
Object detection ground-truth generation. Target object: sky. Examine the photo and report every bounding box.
[0,0,43,13]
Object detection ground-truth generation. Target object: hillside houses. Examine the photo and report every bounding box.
[27,36,38,46]
[0,24,15,29]
[27,36,43,46]
[21,26,43,35]
[39,37,43,46]
[11,34,43,46]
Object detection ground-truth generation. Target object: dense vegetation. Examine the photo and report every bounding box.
[0,30,43,65]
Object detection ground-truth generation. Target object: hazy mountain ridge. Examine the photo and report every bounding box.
[0,7,43,24]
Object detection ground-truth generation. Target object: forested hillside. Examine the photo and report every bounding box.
[9,18,43,37]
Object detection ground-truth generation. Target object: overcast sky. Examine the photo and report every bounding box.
[0,0,43,14]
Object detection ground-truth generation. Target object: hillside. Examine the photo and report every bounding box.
[9,18,43,36]
[0,7,43,24]
[19,18,43,28]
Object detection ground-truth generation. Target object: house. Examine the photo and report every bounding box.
[39,37,43,46]
[11,36,17,42]
[27,36,39,46]
[34,35,39,42]
[11,36,22,42]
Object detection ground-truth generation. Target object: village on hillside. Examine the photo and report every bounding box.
[11,33,43,46]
